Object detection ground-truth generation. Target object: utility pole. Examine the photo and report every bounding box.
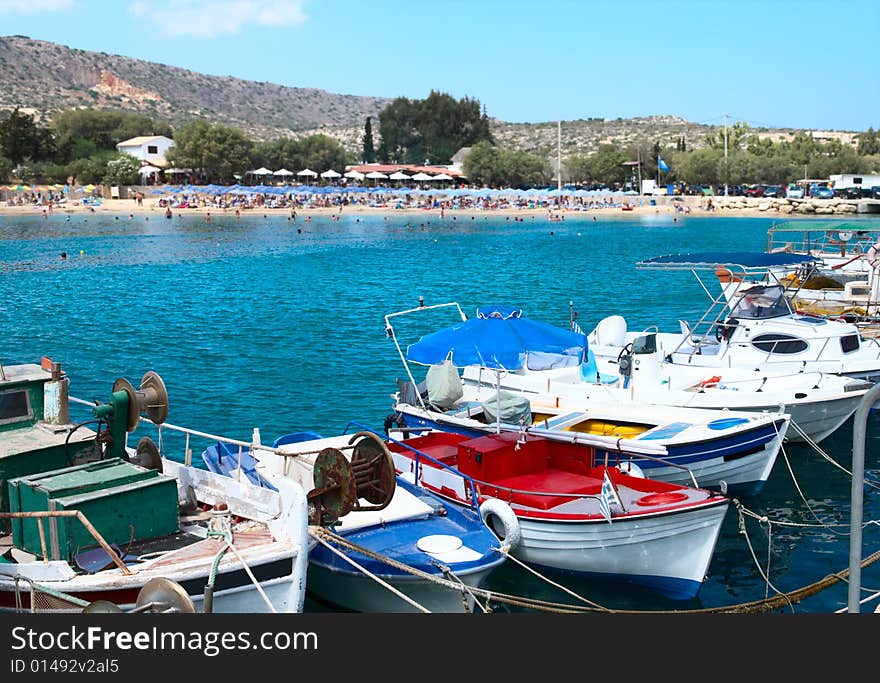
[557,120,562,208]
[723,113,729,197]
[637,148,643,194]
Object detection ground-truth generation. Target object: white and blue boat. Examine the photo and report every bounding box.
[384,302,790,496]
[203,428,507,612]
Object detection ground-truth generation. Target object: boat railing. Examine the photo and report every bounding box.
[766,221,880,257]
[69,395,305,475]
[342,421,482,513]
[0,510,133,575]
[384,302,468,413]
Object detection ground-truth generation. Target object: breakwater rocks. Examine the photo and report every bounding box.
[709,196,861,214]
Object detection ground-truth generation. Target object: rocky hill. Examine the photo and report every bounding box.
[0,35,391,139]
[491,116,715,155]
[0,36,847,159]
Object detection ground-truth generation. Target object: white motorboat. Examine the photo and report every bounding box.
[383,301,868,444]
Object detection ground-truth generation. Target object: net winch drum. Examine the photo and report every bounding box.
[307,432,396,525]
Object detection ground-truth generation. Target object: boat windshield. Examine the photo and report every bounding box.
[728,284,792,320]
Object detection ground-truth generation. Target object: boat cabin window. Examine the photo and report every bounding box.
[750,333,809,355]
[0,389,31,425]
[841,334,860,353]
[633,333,657,355]
[729,285,792,320]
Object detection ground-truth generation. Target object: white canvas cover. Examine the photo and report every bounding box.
[425,361,464,409]
[481,391,532,426]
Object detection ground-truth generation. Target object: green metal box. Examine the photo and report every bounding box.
[8,458,179,562]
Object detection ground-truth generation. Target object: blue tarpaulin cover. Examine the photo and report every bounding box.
[406,305,586,370]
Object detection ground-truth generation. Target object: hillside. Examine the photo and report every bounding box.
[0,36,391,139]
[0,36,850,160]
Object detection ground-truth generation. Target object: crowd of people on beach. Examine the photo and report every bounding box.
[153,189,641,214]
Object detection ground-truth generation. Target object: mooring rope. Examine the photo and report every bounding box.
[789,419,880,490]
[431,560,489,613]
[776,430,849,535]
[309,524,880,613]
[309,529,431,612]
[734,501,794,609]
[491,546,610,611]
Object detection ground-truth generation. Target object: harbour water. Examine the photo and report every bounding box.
[2,209,879,613]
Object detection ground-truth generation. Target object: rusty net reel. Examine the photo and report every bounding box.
[308,432,396,526]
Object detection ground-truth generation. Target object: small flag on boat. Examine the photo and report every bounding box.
[658,156,670,172]
[599,469,623,524]
[572,320,585,336]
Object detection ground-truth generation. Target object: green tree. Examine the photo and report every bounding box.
[565,154,592,183]
[0,108,55,166]
[461,140,501,186]
[498,149,548,187]
[378,91,492,164]
[296,134,351,173]
[705,121,750,152]
[679,148,722,185]
[52,109,173,161]
[362,116,376,163]
[587,145,629,186]
[165,120,254,183]
[65,156,112,185]
[462,141,548,187]
[858,128,879,156]
[0,155,12,182]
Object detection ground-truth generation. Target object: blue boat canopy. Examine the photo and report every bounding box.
[406,305,585,371]
[637,251,818,270]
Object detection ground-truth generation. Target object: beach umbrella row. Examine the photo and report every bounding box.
[148,184,631,199]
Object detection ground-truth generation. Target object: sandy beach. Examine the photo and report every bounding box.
[0,195,782,219]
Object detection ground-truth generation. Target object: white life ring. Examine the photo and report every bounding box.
[867,242,880,269]
[479,498,521,552]
[839,231,853,242]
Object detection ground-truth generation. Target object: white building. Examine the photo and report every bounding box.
[115,135,175,168]
[830,173,880,191]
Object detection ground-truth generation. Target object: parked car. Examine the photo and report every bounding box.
[744,185,766,197]
[715,185,744,196]
[809,184,834,199]
[763,185,783,198]
[871,186,880,199]
[786,186,805,199]
[834,187,862,199]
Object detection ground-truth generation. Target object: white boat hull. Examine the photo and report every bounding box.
[469,369,866,444]
[306,561,497,613]
[511,503,729,600]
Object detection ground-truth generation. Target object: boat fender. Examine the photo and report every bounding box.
[479,498,521,552]
[867,242,880,270]
[618,460,645,478]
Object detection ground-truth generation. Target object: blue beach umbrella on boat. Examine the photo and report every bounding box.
[406,305,586,431]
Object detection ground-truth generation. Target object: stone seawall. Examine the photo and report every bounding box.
[652,195,878,215]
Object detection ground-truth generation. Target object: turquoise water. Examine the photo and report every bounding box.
[2,209,879,613]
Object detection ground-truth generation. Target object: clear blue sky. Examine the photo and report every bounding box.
[1,0,877,131]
